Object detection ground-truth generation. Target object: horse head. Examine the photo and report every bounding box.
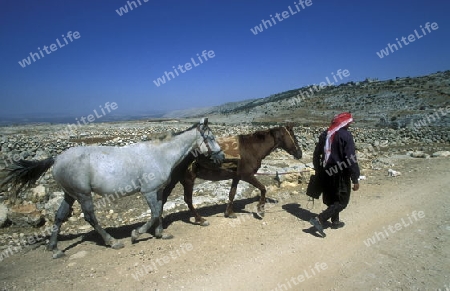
[196,118,225,164]
[271,125,302,159]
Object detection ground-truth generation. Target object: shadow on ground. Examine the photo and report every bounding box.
[51,196,266,252]
[283,203,326,238]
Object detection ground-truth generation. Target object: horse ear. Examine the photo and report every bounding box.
[286,123,294,129]
[200,118,208,126]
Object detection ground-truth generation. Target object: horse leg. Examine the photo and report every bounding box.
[131,190,173,243]
[243,175,267,218]
[181,178,209,226]
[224,178,240,218]
[79,196,124,249]
[181,166,209,226]
[161,178,175,206]
[47,192,75,259]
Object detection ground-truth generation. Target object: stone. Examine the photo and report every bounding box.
[68,217,78,222]
[388,169,401,177]
[410,151,430,159]
[280,181,298,188]
[283,173,298,183]
[0,204,8,228]
[8,204,44,227]
[432,151,450,157]
[78,225,91,231]
[31,185,46,201]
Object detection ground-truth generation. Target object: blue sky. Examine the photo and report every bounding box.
[0,0,449,118]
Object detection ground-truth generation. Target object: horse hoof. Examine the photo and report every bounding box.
[199,220,210,227]
[111,241,124,249]
[256,211,265,219]
[256,205,265,218]
[131,229,140,243]
[162,233,173,240]
[155,232,173,240]
[52,250,65,259]
[194,218,210,226]
[225,212,237,219]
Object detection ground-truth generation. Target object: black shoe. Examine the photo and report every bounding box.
[331,221,345,229]
[309,217,326,237]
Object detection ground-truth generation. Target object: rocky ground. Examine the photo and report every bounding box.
[0,120,449,230]
[0,118,449,290]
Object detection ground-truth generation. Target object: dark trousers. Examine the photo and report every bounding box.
[318,169,351,223]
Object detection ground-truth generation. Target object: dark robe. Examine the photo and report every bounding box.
[313,127,360,208]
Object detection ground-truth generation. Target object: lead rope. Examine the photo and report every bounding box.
[306,197,315,210]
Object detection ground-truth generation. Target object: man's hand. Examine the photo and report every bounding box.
[352,183,360,191]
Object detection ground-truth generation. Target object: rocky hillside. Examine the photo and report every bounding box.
[165,70,450,128]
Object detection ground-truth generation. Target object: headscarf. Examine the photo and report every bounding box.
[323,112,353,164]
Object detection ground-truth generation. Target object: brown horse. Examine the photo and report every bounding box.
[162,125,302,225]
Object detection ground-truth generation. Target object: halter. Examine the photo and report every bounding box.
[271,126,300,155]
[196,123,214,155]
[283,127,298,150]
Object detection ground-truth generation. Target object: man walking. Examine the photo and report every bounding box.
[310,112,360,237]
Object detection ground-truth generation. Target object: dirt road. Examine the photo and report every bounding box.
[1,156,449,291]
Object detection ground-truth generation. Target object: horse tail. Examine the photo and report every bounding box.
[1,157,55,199]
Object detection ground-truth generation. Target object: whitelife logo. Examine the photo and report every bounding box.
[115,0,149,16]
[376,22,439,59]
[250,0,313,35]
[18,31,81,68]
[152,50,215,87]
[363,210,425,247]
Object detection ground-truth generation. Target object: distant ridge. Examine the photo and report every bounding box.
[0,111,166,126]
[164,70,450,128]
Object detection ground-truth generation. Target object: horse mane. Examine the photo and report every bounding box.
[143,123,197,145]
[239,127,277,141]
[172,123,197,136]
[151,132,174,142]
[235,129,267,146]
[237,126,293,145]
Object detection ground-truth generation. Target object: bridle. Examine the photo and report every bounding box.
[283,126,301,154]
[195,124,224,164]
[271,126,301,156]
[196,124,216,155]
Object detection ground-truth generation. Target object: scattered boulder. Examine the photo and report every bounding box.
[282,173,298,184]
[8,204,44,227]
[31,185,46,202]
[432,151,450,157]
[408,151,430,159]
[388,169,402,177]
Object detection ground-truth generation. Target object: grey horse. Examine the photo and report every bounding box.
[1,118,224,258]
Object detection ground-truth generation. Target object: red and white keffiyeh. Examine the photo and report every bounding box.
[323,112,353,164]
